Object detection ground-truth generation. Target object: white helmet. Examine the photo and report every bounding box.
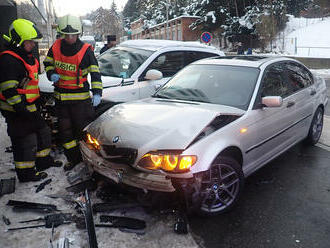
[57,15,82,35]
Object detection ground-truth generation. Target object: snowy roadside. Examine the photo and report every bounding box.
[0,116,199,248]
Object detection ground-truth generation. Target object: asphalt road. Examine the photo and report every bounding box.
[190,79,330,248]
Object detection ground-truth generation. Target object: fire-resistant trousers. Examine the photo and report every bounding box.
[56,99,95,166]
[3,110,54,182]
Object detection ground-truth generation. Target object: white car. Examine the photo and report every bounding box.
[80,56,328,215]
[39,39,224,114]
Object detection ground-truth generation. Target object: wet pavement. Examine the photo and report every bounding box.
[190,79,330,248]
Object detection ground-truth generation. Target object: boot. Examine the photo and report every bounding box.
[18,171,48,183]
[36,156,63,171]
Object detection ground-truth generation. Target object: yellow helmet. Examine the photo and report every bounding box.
[57,15,82,35]
[3,19,42,46]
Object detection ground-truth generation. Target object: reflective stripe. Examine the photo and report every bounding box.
[59,74,85,81]
[54,91,90,101]
[26,104,37,112]
[63,140,77,150]
[36,148,51,158]
[45,66,55,72]
[15,161,35,169]
[7,95,22,105]
[89,65,100,73]
[0,101,37,112]
[82,68,88,76]
[0,80,19,91]
[91,81,103,89]
[44,56,54,63]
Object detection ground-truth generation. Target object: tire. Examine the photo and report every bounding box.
[197,156,244,216]
[305,107,324,145]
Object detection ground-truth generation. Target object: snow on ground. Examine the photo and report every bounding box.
[273,15,330,57]
[0,116,198,248]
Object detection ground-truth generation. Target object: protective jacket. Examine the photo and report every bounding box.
[44,38,102,102]
[0,48,40,113]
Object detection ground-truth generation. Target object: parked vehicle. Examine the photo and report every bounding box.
[80,56,328,215]
[38,39,224,124]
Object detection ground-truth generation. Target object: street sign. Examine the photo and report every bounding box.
[201,32,212,44]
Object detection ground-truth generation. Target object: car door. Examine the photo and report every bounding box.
[284,62,315,140]
[243,62,298,173]
[138,51,185,99]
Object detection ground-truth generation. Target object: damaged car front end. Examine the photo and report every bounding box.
[80,56,328,215]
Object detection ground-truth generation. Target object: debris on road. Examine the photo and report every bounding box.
[0,177,15,196]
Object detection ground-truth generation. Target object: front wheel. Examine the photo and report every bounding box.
[305,107,324,145]
[197,156,244,216]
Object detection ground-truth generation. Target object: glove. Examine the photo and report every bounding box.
[50,73,60,82]
[92,94,101,107]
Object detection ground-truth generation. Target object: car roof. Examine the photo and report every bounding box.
[193,55,295,68]
[119,39,221,53]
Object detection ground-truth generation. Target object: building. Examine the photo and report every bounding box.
[130,16,202,41]
[0,0,56,53]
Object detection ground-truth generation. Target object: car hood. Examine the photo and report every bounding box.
[38,72,124,93]
[87,98,245,150]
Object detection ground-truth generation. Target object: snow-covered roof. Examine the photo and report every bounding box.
[119,39,219,52]
[82,19,92,26]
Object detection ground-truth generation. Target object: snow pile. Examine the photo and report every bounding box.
[0,116,198,248]
[273,15,330,57]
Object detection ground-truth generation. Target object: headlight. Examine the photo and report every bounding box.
[137,151,197,173]
[84,132,101,150]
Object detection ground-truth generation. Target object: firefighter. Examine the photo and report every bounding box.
[43,15,102,171]
[0,19,61,182]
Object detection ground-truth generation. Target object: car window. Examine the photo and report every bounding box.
[155,64,259,110]
[98,47,153,78]
[261,63,291,98]
[184,51,219,66]
[285,62,313,93]
[144,51,185,78]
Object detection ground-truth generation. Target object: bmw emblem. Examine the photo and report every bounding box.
[112,136,120,143]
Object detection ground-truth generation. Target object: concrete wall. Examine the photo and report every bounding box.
[225,52,330,69]
[285,56,330,69]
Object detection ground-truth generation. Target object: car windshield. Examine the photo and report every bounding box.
[154,64,260,110]
[97,47,153,78]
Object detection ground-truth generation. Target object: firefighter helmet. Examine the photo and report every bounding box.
[2,19,42,46]
[57,15,82,35]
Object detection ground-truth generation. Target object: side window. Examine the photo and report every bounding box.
[285,62,313,93]
[184,51,219,66]
[144,51,185,78]
[261,63,291,98]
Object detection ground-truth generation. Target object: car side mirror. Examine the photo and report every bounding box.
[144,69,163,80]
[261,96,283,108]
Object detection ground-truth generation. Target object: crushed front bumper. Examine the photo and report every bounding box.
[80,141,176,192]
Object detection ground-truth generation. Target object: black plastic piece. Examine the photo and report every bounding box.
[2,215,11,225]
[0,177,16,196]
[66,179,97,193]
[7,200,58,213]
[99,215,146,230]
[92,202,140,213]
[36,178,52,193]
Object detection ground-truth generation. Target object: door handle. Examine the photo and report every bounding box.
[310,89,316,96]
[287,101,295,108]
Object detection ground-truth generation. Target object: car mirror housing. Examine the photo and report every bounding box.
[261,96,283,108]
[145,69,163,81]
